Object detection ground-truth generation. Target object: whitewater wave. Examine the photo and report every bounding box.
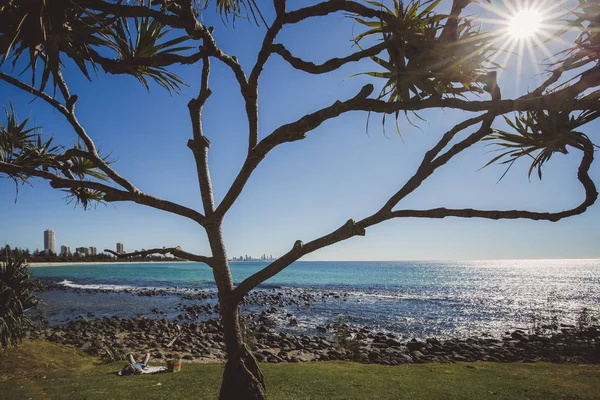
[57,279,138,292]
[55,279,218,296]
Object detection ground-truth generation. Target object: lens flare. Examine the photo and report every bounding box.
[508,9,543,39]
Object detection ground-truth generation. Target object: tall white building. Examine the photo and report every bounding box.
[89,247,97,256]
[44,229,55,254]
[116,242,124,254]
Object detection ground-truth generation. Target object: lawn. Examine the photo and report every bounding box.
[1,341,599,399]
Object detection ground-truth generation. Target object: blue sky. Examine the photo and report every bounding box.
[1,0,598,261]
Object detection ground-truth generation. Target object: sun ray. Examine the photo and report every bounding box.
[473,0,576,94]
[515,39,527,88]
[525,39,543,82]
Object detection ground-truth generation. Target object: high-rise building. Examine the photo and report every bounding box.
[75,247,89,257]
[44,229,55,254]
[89,247,97,256]
[60,245,71,257]
[116,242,124,254]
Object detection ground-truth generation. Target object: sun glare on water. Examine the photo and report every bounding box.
[508,9,543,39]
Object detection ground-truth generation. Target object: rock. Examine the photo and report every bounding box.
[407,339,425,351]
[411,350,424,358]
[368,351,380,362]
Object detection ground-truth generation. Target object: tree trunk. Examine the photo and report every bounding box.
[219,304,266,400]
[205,225,266,400]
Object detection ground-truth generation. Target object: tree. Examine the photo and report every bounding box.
[0,0,598,398]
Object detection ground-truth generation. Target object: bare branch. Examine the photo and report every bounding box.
[101,189,208,226]
[188,55,216,217]
[272,42,387,74]
[381,114,488,211]
[246,0,287,152]
[284,0,393,25]
[105,247,213,265]
[519,69,563,100]
[0,71,66,112]
[215,83,375,217]
[357,94,599,115]
[91,50,206,76]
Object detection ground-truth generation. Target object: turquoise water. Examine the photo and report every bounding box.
[32,259,600,338]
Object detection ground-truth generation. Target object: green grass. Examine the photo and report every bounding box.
[2,341,600,399]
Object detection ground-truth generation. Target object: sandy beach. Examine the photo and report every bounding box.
[28,260,190,267]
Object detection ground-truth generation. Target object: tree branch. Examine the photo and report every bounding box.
[215,83,375,217]
[284,0,392,25]
[105,247,213,265]
[272,42,387,74]
[245,0,287,152]
[91,49,206,76]
[381,114,488,211]
[188,55,216,217]
[356,94,599,115]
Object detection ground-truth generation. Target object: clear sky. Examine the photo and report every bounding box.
[1,0,598,261]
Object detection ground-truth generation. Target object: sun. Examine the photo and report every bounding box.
[508,8,543,39]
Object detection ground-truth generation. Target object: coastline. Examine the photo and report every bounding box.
[28,260,192,267]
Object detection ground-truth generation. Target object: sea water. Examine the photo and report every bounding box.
[32,259,600,339]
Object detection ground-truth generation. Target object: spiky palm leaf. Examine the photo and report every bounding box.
[204,0,265,24]
[354,0,497,100]
[67,142,110,181]
[0,103,62,187]
[550,0,600,98]
[0,105,110,209]
[0,102,39,164]
[483,109,599,180]
[353,0,498,132]
[0,0,114,92]
[64,187,106,209]
[105,16,192,92]
[0,253,42,348]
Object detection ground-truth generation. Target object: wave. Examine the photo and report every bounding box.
[55,279,219,296]
[56,279,138,292]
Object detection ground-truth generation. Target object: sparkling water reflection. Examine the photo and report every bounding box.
[33,259,600,339]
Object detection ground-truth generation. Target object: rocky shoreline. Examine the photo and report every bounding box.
[28,316,600,365]
[32,284,600,365]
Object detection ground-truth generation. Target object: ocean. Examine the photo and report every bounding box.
[31,259,600,340]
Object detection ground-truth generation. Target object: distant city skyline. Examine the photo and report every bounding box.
[230,254,276,262]
[35,229,118,257]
